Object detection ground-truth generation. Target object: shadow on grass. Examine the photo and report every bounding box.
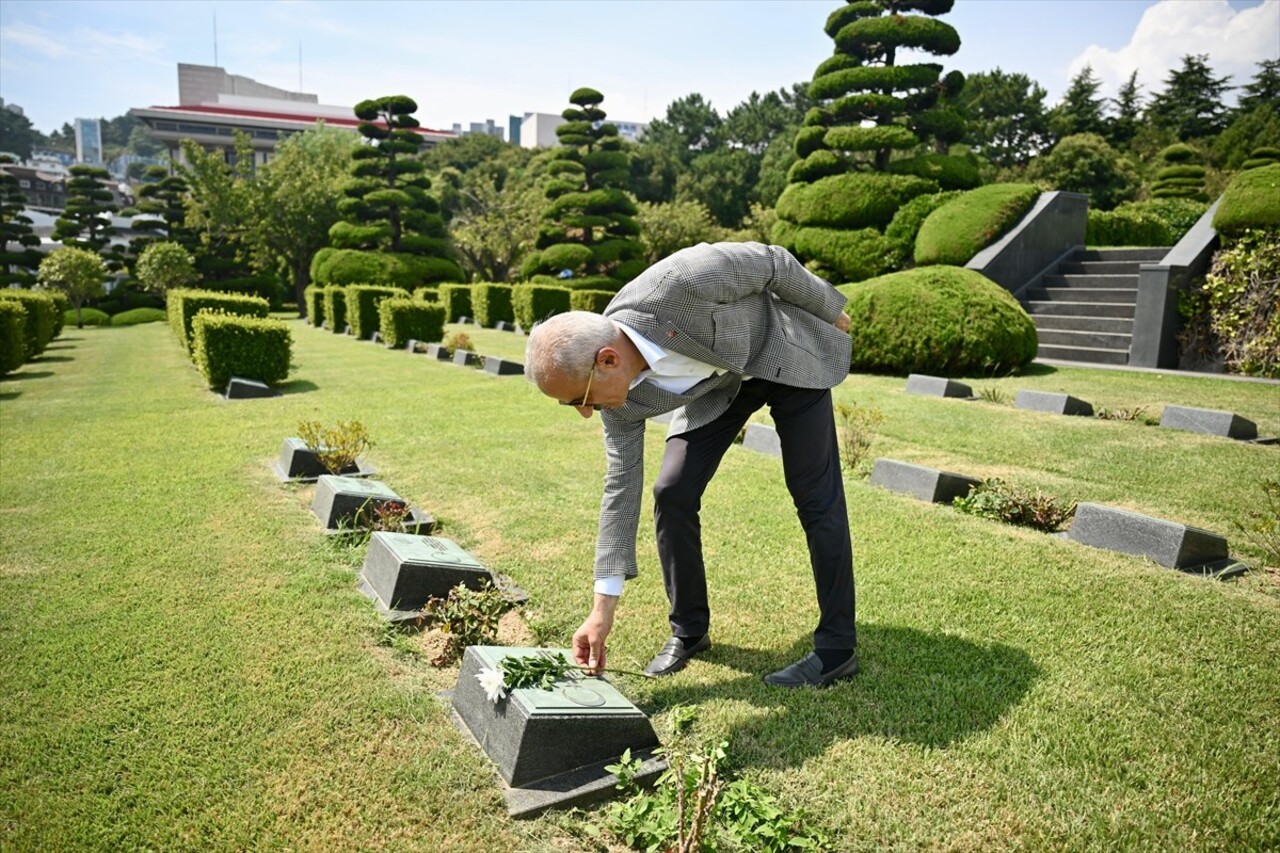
[0,389,19,401]
[1016,363,1059,377]
[644,624,1039,761]
[277,379,319,395]
[36,354,73,363]
[1,370,54,381]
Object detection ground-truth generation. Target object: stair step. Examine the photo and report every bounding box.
[1031,314,1134,334]
[1042,273,1139,288]
[1026,301,1135,318]
[1036,343,1130,365]
[1036,329,1132,349]
[1027,286,1137,304]
[1058,261,1144,275]
[1075,247,1170,262]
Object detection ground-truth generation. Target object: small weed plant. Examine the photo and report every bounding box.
[978,385,1010,405]
[296,419,371,474]
[1233,478,1280,569]
[953,478,1076,532]
[442,331,474,356]
[606,741,830,853]
[353,498,412,533]
[423,581,510,666]
[834,402,885,474]
[1095,405,1155,423]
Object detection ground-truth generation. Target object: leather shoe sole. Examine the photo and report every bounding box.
[763,650,859,688]
[642,635,711,677]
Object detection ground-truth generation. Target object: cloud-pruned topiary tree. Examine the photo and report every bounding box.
[1150,143,1207,202]
[773,0,968,283]
[313,95,464,288]
[521,88,644,290]
[1,155,42,287]
[52,165,123,271]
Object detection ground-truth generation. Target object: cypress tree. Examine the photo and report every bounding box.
[0,155,42,287]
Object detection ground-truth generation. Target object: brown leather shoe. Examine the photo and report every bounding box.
[763,651,859,688]
[642,635,711,677]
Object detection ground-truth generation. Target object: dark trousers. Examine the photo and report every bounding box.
[652,379,857,650]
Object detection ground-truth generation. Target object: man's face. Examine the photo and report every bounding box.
[540,356,629,419]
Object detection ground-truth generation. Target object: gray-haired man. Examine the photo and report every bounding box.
[525,241,858,688]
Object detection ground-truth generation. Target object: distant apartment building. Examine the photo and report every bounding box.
[508,115,521,146]
[0,97,24,117]
[130,64,456,168]
[0,162,67,210]
[517,112,648,148]
[74,117,103,165]
[451,118,505,141]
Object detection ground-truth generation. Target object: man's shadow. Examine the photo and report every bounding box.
[639,624,1038,770]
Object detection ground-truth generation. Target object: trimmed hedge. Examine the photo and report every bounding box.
[1117,198,1207,241]
[344,285,410,340]
[438,284,473,322]
[472,283,515,328]
[311,247,465,287]
[512,285,572,330]
[791,226,895,284]
[529,274,624,292]
[110,307,166,326]
[838,266,1038,375]
[1086,208,1172,247]
[0,300,26,374]
[47,291,68,338]
[167,290,271,353]
[323,286,347,334]
[1212,163,1280,236]
[63,307,111,327]
[191,312,292,389]
[777,172,938,230]
[884,190,963,264]
[303,286,325,328]
[914,184,1041,267]
[412,286,440,302]
[378,298,446,349]
[0,290,57,358]
[887,154,981,191]
[569,289,615,313]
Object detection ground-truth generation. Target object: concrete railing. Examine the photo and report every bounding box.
[966,191,1089,298]
[1128,199,1221,369]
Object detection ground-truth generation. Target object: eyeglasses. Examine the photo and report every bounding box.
[560,361,602,410]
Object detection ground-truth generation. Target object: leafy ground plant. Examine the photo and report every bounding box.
[1095,405,1156,423]
[953,478,1076,532]
[833,402,885,474]
[422,581,510,666]
[978,385,1010,405]
[442,330,474,356]
[1233,478,1280,570]
[296,419,371,474]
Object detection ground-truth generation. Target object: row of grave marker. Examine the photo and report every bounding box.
[273,438,662,818]
[905,373,1276,444]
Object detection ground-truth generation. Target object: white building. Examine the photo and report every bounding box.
[74,117,103,165]
[518,112,648,149]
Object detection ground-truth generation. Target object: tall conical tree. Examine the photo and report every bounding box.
[1050,64,1106,139]
[313,95,463,287]
[52,165,123,270]
[521,87,644,288]
[774,0,966,283]
[0,155,42,287]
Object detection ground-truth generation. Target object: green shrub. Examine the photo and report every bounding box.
[1025,133,1139,211]
[167,289,270,353]
[528,274,623,292]
[344,285,410,340]
[303,286,325,328]
[953,478,1076,532]
[46,291,68,338]
[1159,143,1200,163]
[1242,146,1280,171]
[377,298,446,349]
[0,300,26,374]
[887,154,981,190]
[110,307,166,326]
[777,172,938,230]
[472,283,515,328]
[838,266,1038,375]
[1180,230,1280,378]
[791,226,894,284]
[787,150,849,184]
[323,286,347,333]
[437,284,473,322]
[0,290,57,358]
[569,289,615,313]
[191,312,292,389]
[1116,198,1208,242]
[63,307,110,327]
[884,190,963,267]
[1086,208,1173,247]
[311,247,464,287]
[512,285,571,329]
[1212,164,1280,236]
[412,286,440,302]
[914,184,1040,266]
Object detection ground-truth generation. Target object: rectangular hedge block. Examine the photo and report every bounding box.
[169,289,270,353]
[0,299,29,373]
[513,285,571,330]
[569,289,616,314]
[438,284,473,323]
[0,290,57,358]
[378,298,446,350]
[303,286,325,328]
[473,283,515,328]
[192,313,291,389]
[323,287,347,334]
[345,285,410,340]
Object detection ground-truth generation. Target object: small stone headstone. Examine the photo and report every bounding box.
[484,358,524,376]
[741,423,782,457]
[450,646,664,818]
[1067,502,1243,576]
[457,316,472,325]
[310,475,404,530]
[870,458,979,504]
[370,331,381,344]
[225,376,276,399]
[1015,390,1094,417]
[343,324,352,335]
[423,343,452,361]
[359,533,493,620]
[404,338,418,352]
[905,374,974,399]
[495,321,517,332]
[272,437,374,483]
[1159,405,1258,441]
[453,350,481,367]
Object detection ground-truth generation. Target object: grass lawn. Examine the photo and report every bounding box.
[2,319,1277,851]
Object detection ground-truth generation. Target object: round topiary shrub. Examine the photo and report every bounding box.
[63,307,110,327]
[1212,163,1280,236]
[776,172,938,230]
[914,184,1040,266]
[110,307,167,326]
[887,154,981,190]
[838,266,1038,375]
[884,189,963,266]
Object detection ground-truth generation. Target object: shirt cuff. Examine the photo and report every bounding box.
[594,576,625,597]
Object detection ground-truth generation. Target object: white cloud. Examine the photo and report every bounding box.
[0,22,69,59]
[75,27,166,62]
[1068,0,1280,102]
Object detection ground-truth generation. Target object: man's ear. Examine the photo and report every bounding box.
[597,346,623,369]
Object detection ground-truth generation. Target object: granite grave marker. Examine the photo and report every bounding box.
[1015,390,1094,416]
[905,374,974,399]
[870,458,980,503]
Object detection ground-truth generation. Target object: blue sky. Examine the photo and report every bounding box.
[1,0,1276,135]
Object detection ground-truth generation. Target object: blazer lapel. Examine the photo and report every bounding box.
[607,308,736,373]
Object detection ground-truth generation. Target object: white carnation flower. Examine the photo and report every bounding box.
[475,666,507,704]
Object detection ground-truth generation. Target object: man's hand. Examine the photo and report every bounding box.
[572,593,618,675]
[834,312,851,333]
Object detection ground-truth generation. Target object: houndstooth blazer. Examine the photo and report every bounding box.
[594,241,852,581]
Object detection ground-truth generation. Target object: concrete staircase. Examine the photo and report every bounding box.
[1022,247,1170,366]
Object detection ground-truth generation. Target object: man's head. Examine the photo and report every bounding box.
[525,311,639,417]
